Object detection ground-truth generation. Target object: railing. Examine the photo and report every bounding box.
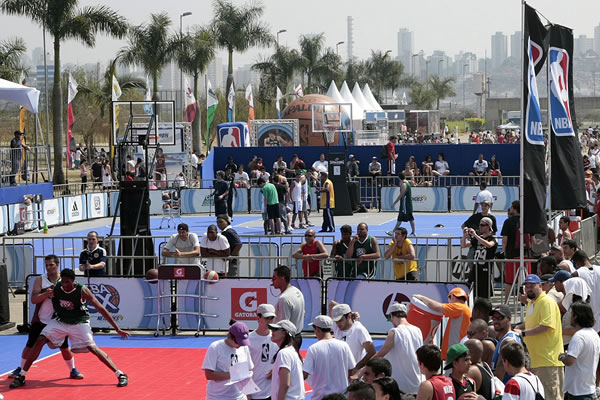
[573,215,597,259]
[374,174,519,188]
[0,146,51,186]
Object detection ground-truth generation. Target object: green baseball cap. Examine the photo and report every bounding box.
[444,343,469,370]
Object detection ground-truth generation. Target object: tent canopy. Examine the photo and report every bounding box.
[352,83,372,111]
[362,83,384,112]
[0,78,40,114]
[340,81,363,120]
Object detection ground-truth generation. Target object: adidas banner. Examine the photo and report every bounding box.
[548,25,586,210]
[522,3,549,235]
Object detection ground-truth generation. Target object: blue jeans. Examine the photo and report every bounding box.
[565,393,594,400]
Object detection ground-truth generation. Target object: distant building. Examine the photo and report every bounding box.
[35,64,55,110]
[575,34,594,56]
[510,31,521,59]
[595,24,600,55]
[347,16,354,61]
[234,64,260,88]
[428,50,451,77]
[397,28,414,74]
[207,57,224,90]
[491,32,507,69]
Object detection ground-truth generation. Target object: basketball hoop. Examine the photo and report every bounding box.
[323,125,337,144]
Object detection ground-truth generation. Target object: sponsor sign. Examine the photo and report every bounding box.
[179,188,248,214]
[381,187,448,212]
[87,192,107,219]
[231,288,268,320]
[64,195,86,223]
[450,186,518,211]
[42,198,62,226]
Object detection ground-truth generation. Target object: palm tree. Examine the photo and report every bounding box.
[312,49,343,93]
[118,13,177,100]
[345,59,372,89]
[1,0,127,184]
[252,45,299,101]
[74,59,145,158]
[212,0,273,95]
[175,27,216,153]
[297,33,325,93]
[0,37,27,81]
[428,75,456,110]
[409,81,436,109]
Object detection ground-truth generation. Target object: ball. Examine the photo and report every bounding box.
[145,268,159,283]
[204,269,219,283]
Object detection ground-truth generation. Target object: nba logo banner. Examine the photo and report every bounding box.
[217,122,250,147]
[548,24,586,210]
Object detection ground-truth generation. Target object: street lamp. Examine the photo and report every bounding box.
[179,11,192,121]
[336,41,345,56]
[276,29,287,46]
[438,59,443,75]
[384,50,392,57]
[463,63,469,131]
[411,53,419,77]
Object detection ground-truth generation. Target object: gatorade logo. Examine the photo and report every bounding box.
[382,292,410,319]
[231,288,267,320]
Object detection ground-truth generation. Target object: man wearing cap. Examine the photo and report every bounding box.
[373,302,423,395]
[472,182,493,214]
[516,274,563,400]
[328,301,375,376]
[368,156,382,180]
[461,217,497,298]
[384,227,418,281]
[347,155,360,181]
[202,321,254,400]
[303,315,356,400]
[217,214,242,277]
[161,223,201,265]
[249,304,279,400]
[268,319,305,400]
[272,265,305,350]
[490,304,522,383]
[414,288,471,360]
[461,200,497,234]
[541,272,565,305]
[445,344,477,399]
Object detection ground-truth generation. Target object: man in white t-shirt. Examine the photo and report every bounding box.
[473,182,494,214]
[373,302,423,395]
[470,153,488,185]
[303,315,356,400]
[200,224,230,275]
[312,153,328,174]
[248,304,279,400]
[560,302,600,399]
[202,322,254,400]
[161,223,200,265]
[329,301,375,376]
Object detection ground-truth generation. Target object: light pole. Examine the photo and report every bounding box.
[411,53,419,78]
[336,41,345,56]
[463,63,469,131]
[438,59,443,76]
[179,11,192,122]
[276,29,287,46]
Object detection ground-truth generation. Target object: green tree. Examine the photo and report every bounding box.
[1,0,128,184]
[211,0,273,95]
[118,12,176,100]
[409,81,436,109]
[312,49,343,93]
[175,27,216,153]
[367,50,408,102]
[345,59,372,89]
[0,37,27,81]
[428,75,456,110]
[253,45,299,97]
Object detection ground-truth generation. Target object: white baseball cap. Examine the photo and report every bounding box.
[309,315,333,330]
[389,302,407,314]
[257,304,276,318]
[331,304,352,322]
[268,320,297,335]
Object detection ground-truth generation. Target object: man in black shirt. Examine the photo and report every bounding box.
[78,231,108,277]
[461,201,497,233]
[91,157,103,188]
[224,156,238,175]
[273,175,291,234]
[10,131,29,185]
[212,170,229,216]
[461,217,497,299]
[217,215,242,277]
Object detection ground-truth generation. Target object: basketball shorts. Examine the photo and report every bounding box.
[293,200,304,213]
[27,321,69,348]
[41,319,95,351]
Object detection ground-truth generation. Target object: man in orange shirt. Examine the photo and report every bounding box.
[414,287,471,359]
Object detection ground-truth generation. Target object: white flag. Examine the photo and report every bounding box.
[294,84,303,97]
[401,91,408,106]
[67,72,78,104]
[245,84,254,108]
[111,74,122,101]
[228,84,235,109]
[276,87,283,111]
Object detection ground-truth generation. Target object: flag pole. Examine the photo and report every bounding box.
[518,0,525,305]
[546,31,552,222]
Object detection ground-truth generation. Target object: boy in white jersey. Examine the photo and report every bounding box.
[290,173,305,228]
[248,304,279,400]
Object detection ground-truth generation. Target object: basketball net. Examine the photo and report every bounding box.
[324,125,336,144]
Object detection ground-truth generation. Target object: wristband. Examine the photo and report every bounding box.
[521,330,526,337]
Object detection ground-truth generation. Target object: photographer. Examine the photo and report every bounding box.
[460,217,497,298]
[79,231,107,277]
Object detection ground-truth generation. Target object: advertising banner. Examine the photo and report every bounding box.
[381,187,448,212]
[87,192,108,219]
[6,244,34,283]
[450,186,518,211]
[27,276,168,330]
[180,188,215,213]
[0,204,7,234]
[326,279,469,334]
[64,195,86,223]
[42,198,63,227]
[8,202,38,230]
[176,278,322,332]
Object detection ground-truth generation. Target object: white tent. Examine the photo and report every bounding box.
[339,81,363,120]
[325,80,345,104]
[352,83,373,111]
[362,83,384,112]
[0,78,40,113]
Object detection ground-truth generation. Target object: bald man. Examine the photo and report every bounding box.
[465,339,494,400]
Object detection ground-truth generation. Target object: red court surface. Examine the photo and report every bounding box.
[0,348,206,400]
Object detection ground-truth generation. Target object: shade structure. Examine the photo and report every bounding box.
[362,83,384,112]
[352,82,373,111]
[0,78,40,113]
[326,80,345,104]
[339,81,363,120]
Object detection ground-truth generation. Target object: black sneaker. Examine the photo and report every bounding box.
[117,373,128,387]
[9,375,25,388]
[8,367,21,378]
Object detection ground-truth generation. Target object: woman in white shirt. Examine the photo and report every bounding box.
[234,164,250,188]
[269,320,305,400]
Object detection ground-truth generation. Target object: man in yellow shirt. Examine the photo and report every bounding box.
[517,274,564,400]
[384,227,418,280]
[319,171,335,233]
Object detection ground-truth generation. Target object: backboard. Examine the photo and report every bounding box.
[311,102,353,134]
[112,100,175,146]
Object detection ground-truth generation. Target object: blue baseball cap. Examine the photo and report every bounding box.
[523,274,542,284]
[549,270,571,283]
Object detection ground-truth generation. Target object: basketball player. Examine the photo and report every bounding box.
[8,255,83,380]
[10,268,129,389]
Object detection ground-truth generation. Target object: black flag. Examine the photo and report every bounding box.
[522,3,549,235]
[548,25,587,209]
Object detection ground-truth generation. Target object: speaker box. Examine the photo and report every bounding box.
[117,181,155,275]
[0,264,10,324]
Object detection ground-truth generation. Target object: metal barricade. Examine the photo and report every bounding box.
[0,146,51,186]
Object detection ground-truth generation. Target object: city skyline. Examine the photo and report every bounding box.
[2,0,600,72]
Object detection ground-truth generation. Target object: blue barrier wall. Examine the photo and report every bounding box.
[211,144,519,177]
[0,183,53,206]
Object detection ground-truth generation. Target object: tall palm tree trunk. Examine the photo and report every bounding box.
[51,38,65,184]
[192,74,201,153]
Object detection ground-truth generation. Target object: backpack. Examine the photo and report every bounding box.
[519,373,544,400]
[380,144,389,159]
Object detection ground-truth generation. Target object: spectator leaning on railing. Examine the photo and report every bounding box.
[79,231,107,277]
[292,229,328,277]
[161,223,201,265]
[384,227,418,281]
[200,224,230,276]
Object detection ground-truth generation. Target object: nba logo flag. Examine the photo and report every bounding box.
[522,3,548,235]
[548,24,586,209]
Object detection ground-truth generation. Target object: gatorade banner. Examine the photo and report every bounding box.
[548,24,586,210]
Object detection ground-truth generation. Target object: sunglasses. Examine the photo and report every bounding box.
[305,234,314,237]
